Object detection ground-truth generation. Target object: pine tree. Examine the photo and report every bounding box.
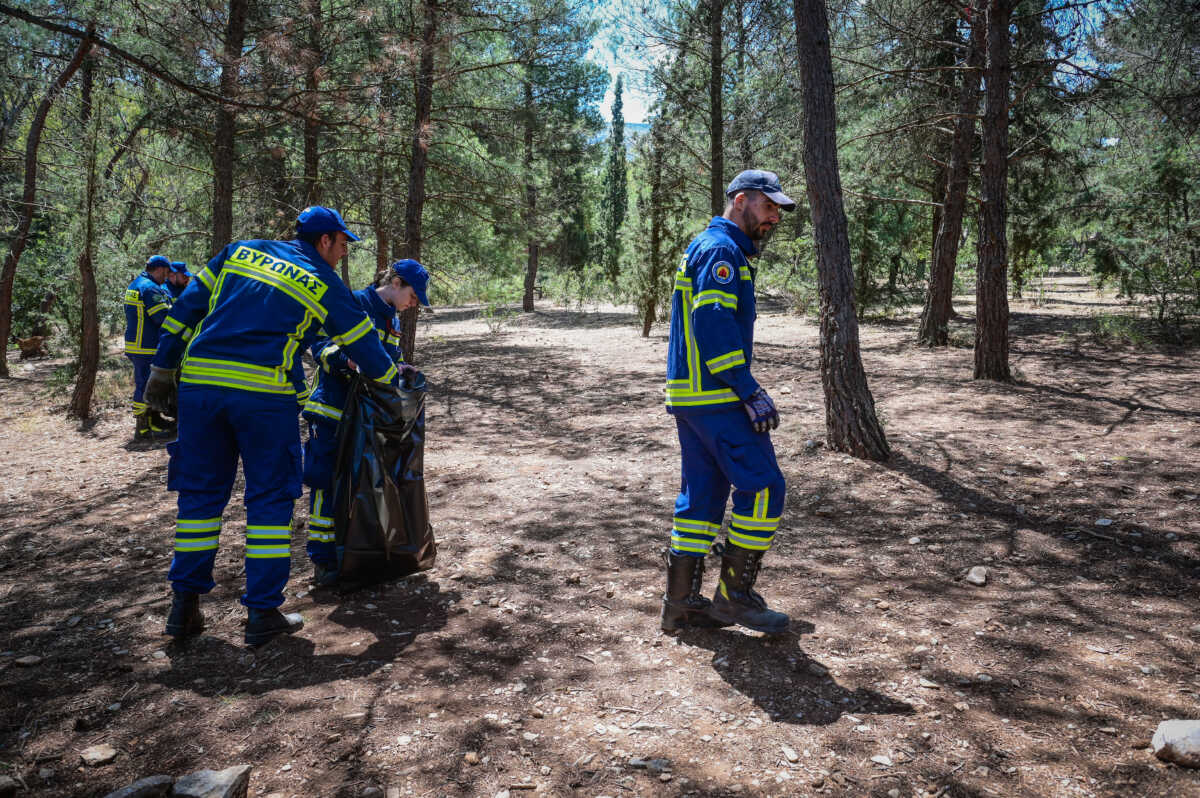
[602,76,627,281]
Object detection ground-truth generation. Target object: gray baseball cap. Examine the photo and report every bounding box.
[725,169,796,211]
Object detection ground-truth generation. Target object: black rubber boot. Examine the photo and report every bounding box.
[708,543,789,635]
[163,592,204,638]
[661,549,727,632]
[134,411,153,440]
[312,561,339,588]
[150,410,177,434]
[244,607,303,647]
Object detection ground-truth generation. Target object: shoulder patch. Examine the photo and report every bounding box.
[713,261,734,284]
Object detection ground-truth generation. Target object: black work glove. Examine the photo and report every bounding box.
[743,387,780,433]
[145,365,178,417]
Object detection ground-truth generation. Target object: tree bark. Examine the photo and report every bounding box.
[642,121,666,337]
[301,0,322,207]
[974,0,1012,381]
[398,0,438,362]
[211,0,249,254]
[793,0,889,461]
[522,78,539,313]
[919,4,983,346]
[708,0,725,216]
[371,152,388,277]
[71,77,100,419]
[0,32,92,378]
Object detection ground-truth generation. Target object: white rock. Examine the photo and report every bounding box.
[781,745,799,763]
[1152,720,1200,767]
[907,537,921,545]
[870,754,892,767]
[965,566,988,586]
[15,655,42,667]
[80,744,118,766]
[173,764,252,798]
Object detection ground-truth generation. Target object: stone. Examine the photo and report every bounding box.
[870,755,892,767]
[171,764,252,798]
[102,775,174,798]
[919,678,940,689]
[628,758,671,773]
[781,745,799,763]
[81,744,119,766]
[463,752,480,765]
[907,537,921,545]
[1152,720,1200,767]
[14,655,42,667]
[965,566,988,586]
[360,788,383,798]
[1095,518,1114,526]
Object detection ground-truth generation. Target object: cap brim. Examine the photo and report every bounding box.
[342,228,362,242]
[765,190,797,211]
[414,285,431,307]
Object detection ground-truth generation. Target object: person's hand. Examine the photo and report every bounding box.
[145,366,178,416]
[398,363,419,384]
[743,388,779,433]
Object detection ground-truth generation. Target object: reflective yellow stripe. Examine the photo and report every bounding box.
[304,400,343,422]
[146,302,169,316]
[726,529,772,550]
[739,266,752,281]
[125,344,155,355]
[333,316,372,347]
[705,349,746,374]
[694,290,737,311]
[196,267,215,291]
[162,316,187,335]
[175,537,219,552]
[664,385,739,407]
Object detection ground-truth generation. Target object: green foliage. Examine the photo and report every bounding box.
[601,76,627,282]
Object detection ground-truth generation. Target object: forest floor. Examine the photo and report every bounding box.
[1,274,1199,798]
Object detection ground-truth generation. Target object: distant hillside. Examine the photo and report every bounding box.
[593,121,651,152]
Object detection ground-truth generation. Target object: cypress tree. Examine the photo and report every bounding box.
[603,76,627,281]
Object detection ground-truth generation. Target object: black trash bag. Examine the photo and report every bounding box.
[330,372,435,590]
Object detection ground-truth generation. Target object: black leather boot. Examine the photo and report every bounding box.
[164,592,204,638]
[708,543,789,635]
[661,549,727,632]
[244,608,303,646]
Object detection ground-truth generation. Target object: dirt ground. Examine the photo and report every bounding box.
[1,275,1199,798]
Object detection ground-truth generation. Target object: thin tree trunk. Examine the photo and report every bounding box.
[974,0,1012,381]
[642,122,665,337]
[71,73,100,419]
[398,0,438,362]
[301,0,322,206]
[0,32,92,378]
[708,0,725,216]
[793,0,889,461]
[919,5,983,346]
[522,78,539,313]
[211,0,249,253]
[734,0,751,170]
[371,153,388,277]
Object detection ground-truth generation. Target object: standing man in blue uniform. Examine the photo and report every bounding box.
[124,254,174,440]
[144,206,402,646]
[165,260,192,300]
[661,170,795,636]
[302,259,429,586]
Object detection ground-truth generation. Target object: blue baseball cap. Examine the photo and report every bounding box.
[725,169,796,211]
[146,254,171,270]
[296,206,361,242]
[390,259,430,306]
[169,260,192,277]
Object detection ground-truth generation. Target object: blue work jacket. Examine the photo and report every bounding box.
[123,272,172,355]
[665,216,761,414]
[153,239,399,397]
[302,285,405,425]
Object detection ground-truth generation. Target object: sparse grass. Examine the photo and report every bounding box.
[1089,311,1149,347]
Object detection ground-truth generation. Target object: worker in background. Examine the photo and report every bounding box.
[123,254,174,440]
[165,260,192,300]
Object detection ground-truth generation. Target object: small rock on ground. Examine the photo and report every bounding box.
[81,743,119,766]
[1152,720,1200,768]
[101,774,173,798]
[965,566,988,586]
[172,764,252,798]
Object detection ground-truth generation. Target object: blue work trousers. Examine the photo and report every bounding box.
[302,419,339,565]
[126,353,152,414]
[166,385,302,608]
[670,409,786,557]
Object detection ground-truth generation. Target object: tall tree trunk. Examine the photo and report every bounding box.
[371,152,388,276]
[301,0,322,207]
[522,78,540,313]
[71,72,100,419]
[642,121,666,337]
[211,0,249,253]
[734,0,751,169]
[919,5,983,346]
[398,0,438,362]
[708,0,725,216]
[974,0,1012,381]
[0,32,92,378]
[793,0,889,461]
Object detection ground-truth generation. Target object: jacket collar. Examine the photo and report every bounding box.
[361,284,393,318]
[292,239,330,269]
[708,216,758,257]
